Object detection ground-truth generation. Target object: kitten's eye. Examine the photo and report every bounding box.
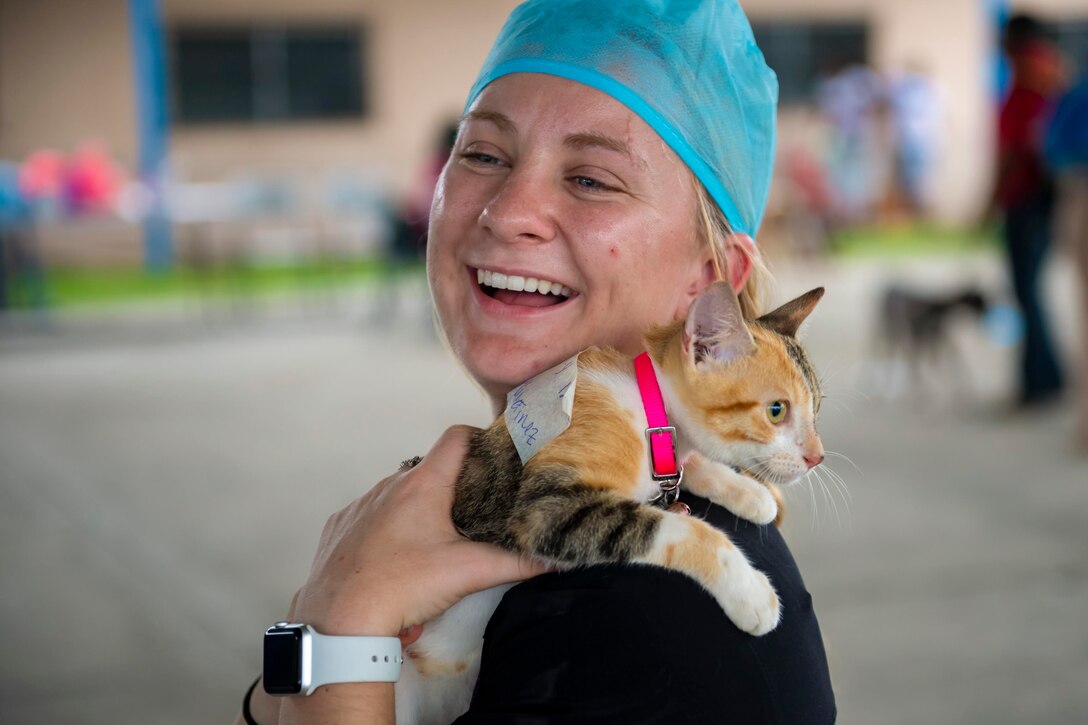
[767,401,788,423]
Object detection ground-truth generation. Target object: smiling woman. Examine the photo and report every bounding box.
[240,1,835,724]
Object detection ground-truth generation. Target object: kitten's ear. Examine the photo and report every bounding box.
[683,281,755,369]
[757,287,825,338]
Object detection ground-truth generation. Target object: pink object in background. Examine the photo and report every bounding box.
[64,143,125,214]
[16,143,127,215]
[18,149,66,200]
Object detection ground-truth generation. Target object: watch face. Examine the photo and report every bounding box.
[263,627,303,695]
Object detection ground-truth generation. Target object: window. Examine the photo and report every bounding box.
[171,26,367,124]
[750,22,870,106]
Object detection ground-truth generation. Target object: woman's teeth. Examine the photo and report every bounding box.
[477,269,572,298]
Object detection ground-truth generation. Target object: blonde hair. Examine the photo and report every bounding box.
[694,180,770,319]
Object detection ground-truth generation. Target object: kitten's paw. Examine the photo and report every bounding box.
[729,484,778,525]
[713,556,781,636]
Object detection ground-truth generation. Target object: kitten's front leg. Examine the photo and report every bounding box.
[639,513,781,636]
[682,453,777,525]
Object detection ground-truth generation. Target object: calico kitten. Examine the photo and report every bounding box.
[394,282,825,725]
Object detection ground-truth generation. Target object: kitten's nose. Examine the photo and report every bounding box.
[804,453,824,469]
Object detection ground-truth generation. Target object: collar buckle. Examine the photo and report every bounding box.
[645,426,683,508]
[645,426,678,479]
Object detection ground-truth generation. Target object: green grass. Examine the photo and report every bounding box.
[4,258,422,310]
[828,223,1000,258]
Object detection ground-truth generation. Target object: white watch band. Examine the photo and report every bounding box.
[302,625,403,694]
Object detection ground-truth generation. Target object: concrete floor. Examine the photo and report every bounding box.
[1,255,1085,724]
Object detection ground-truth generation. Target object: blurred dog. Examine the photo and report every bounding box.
[874,284,989,399]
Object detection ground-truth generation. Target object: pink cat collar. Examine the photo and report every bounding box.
[633,353,682,501]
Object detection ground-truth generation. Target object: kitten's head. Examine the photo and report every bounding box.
[658,282,825,486]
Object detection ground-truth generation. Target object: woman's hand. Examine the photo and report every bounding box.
[291,424,548,638]
[243,425,548,725]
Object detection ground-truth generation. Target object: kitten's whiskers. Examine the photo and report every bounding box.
[824,449,861,476]
[809,466,844,530]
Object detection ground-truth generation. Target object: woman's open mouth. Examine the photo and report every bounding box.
[472,267,577,308]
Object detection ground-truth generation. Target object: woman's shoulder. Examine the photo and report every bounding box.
[459,494,836,724]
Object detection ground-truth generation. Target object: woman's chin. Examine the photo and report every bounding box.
[460,337,580,399]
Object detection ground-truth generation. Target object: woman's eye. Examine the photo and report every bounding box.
[571,175,613,192]
[460,152,504,166]
[767,401,788,423]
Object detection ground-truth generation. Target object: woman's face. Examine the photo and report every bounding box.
[428,74,713,400]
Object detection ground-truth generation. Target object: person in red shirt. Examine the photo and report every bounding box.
[988,14,1067,407]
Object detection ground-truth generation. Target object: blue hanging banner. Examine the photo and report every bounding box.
[986,0,1012,103]
[128,0,173,272]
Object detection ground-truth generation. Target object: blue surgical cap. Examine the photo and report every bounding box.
[465,0,779,237]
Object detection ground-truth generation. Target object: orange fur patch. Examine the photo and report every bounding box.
[407,649,469,678]
[705,401,759,416]
[525,348,642,496]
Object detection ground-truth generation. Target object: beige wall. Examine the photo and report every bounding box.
[0,0,137,165]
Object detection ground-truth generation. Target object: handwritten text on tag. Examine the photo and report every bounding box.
[504,355,578,464]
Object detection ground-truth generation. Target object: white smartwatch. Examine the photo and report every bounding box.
[262,621,403,696]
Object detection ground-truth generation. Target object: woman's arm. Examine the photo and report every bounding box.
[236,426,548,724]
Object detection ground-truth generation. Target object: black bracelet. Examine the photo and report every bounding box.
[242,676,261,725]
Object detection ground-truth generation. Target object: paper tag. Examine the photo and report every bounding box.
[504,354,579,464]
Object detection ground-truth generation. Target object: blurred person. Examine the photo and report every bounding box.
[984,13,1068,408]
[371,121,460,327]
[239,1,835,723]
[816,59,885,224]
[391,120,461,261]
[1045,74,1088,448]
[887,62,943,217]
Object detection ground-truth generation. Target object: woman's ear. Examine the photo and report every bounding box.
[722,233,755,294]
[675,233,755,322]
[677,251,721,321]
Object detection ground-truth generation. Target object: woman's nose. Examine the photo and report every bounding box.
[478,167,557,244]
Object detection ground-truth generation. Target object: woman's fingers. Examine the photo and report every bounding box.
[412,425,477,491]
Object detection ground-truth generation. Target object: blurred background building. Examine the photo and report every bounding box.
[1,0,1086,272]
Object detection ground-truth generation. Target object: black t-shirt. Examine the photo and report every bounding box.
[453,493,837,724]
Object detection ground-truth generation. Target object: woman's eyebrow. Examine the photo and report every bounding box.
[565,132,646,169]
[462,110,517,135]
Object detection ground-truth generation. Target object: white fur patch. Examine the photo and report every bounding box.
[395,584,513,725]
